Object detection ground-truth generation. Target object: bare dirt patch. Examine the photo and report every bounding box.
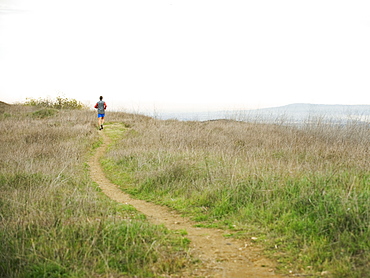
[89,129,284,278]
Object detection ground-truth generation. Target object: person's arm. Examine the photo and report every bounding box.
[104,102,107,110]
[94,103,98,109]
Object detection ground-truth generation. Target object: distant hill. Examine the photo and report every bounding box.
[240,103,370,123]
[0,101,10,107]
[248,103,370,115]
[0,101,11,113]
[159,103,370,123]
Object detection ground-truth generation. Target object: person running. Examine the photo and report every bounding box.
[94,96,107,130]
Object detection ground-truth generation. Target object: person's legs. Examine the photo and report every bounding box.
[97,114,105,129]
[98,114,103,129]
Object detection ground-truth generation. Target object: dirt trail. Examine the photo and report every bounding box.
[89,129,284,278]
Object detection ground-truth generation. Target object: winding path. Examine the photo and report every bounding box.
[89,128,283,278]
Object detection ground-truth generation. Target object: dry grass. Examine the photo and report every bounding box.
[0,106,190,278]
[2,100,368,277]
[104,116,370,277]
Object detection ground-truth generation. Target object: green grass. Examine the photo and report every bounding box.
[0,107,191,278]
[3,101,367,277]
[102,117,370,277]
[31,108,59,118]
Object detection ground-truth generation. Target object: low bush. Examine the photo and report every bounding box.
[24,96,86,110]
[31,108,58,118]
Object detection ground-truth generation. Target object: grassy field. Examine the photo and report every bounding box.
[1,100,369,277]
[102,115,370,277]
[0,103,190,278]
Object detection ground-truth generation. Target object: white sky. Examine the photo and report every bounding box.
[0,0,370,113]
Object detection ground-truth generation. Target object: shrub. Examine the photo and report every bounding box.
[24,96,86,110]
[32,108,58,118]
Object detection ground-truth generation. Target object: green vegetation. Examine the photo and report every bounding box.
[31,108,59,118]
[103,118,370,277]
[2,98,369,277]
[0,108,190,277]
[24,96,86,110]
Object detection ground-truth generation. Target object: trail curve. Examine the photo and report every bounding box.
[89,128,283,278]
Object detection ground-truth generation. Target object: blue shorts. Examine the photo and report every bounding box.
[98,114,105,118]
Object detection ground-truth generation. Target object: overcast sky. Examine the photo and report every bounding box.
[1,0,370,113]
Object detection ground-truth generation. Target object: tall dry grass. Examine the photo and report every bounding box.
[104,116,370,277]
[0,106,189,278]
